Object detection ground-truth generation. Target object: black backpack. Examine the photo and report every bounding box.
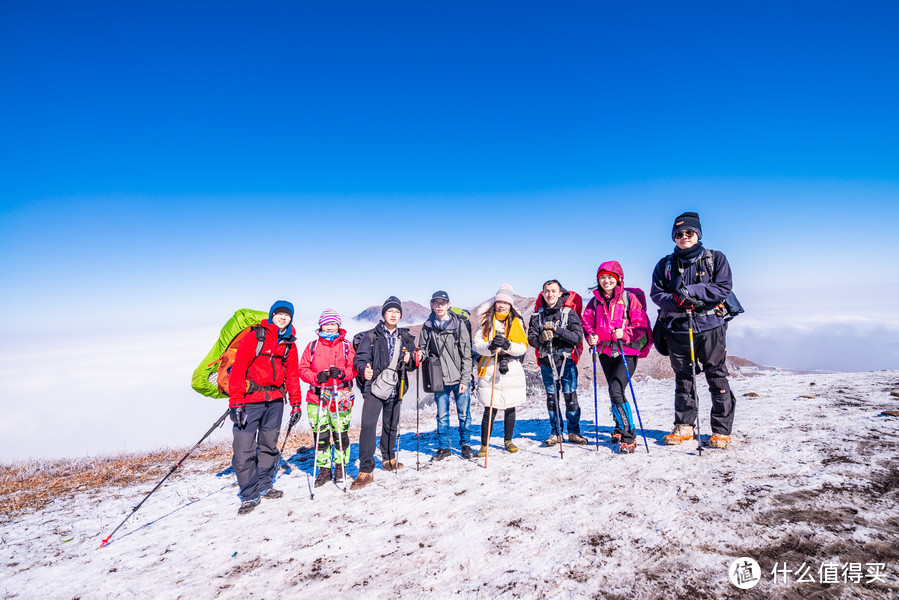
[351,329,377,389]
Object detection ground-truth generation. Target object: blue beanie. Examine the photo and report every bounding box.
[269,300,294,322]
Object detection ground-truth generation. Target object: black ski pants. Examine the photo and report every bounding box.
[358,390,403,474]
[232,400,283,501]
[664,325,736,435]
[598,353,638,443]
[480,407,516,444]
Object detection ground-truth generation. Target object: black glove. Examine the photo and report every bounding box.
[230,405,247,428]
[316,370,330,383]
[329,366,345,379]
[673,292,695,309]
[288,405,302,427]
[488,334,504,351]
[500,336,512,350]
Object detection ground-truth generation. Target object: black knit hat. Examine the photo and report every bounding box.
[672,211,702,241]
[381,296,403,317]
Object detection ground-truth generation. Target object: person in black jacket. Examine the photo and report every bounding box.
[351,296,419,490]
[650,212,736,449]
[527,280,587,446]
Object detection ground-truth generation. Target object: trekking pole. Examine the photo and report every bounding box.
[310,400,325,499]
[331,384,348,492]
[616,340,649,453]
[392,356,407,478]
[687,309,703,456]
[99,408,229,548]
[277,403,300,472]
[591,347,600,451]
[415,348,421,472]
[484,347,499,469]
[548,336,564,459]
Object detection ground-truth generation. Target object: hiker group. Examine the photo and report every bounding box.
[203,212,740,514]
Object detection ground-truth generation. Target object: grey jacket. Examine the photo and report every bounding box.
[419,312,473,387]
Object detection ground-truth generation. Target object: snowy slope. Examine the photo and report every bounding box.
[2,370,897,599]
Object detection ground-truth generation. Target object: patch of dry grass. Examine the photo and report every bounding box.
[0,430,320,521]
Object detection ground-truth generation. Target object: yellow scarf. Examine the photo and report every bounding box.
[477,312,527,376]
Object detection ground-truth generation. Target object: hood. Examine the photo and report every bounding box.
[596,260,624,283]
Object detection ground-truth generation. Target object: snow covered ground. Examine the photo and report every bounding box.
[2,370,898,599]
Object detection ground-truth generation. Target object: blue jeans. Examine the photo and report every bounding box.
[540,362,580,436]
[434,383,471,449]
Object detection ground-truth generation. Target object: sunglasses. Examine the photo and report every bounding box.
[675,230,697,239]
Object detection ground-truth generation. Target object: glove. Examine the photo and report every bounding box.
[541,329,554,342]
[500,337,512,350]
[543,321,557,331]
[329,366,345,379]
[288,405,302,427]
[316,370,330,383]
[672,292,695,309]
[489,333,508,351]
[230,405,247,428]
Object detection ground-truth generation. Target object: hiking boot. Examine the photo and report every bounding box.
[610,432,622,444]
[504,440,518,453]
[382,458,404,472]
[476,445,488,458]
[261,488,284,499]
[460,445,475,459]
[618,441,637,454]
[237,496,260,515]
[544,434,561,447]
[663,424,695,445]
[350,471,373,491]
[333,464,346,482]
[568,433,588,445]
[314,467,332,487]
[432,448,452,461]
[709,434,731,449]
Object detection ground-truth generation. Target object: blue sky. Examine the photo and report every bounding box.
[1,2,897,458]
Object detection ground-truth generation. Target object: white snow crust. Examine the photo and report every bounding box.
[2,370,897,599]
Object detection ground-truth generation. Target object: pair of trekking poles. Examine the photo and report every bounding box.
[589,340,649,454]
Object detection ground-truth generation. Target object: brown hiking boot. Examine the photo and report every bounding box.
[382,458,404,472]
[568,433,588,445]
[709,434,731,449]
[350,471,373,490]
[476,445,488,458]
[544,434,561,447]
[663,424,695,445]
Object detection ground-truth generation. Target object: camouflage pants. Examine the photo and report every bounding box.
[307,403,352,468]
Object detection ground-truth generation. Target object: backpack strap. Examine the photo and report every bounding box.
[254,326,266,358]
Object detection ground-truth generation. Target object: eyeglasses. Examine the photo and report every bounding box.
[675,230,697,239]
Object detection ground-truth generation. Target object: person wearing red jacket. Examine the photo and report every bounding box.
[298,309,357,487]
[228,300,302,515]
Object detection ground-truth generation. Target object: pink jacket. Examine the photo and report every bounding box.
[299,329,357,406]
[582,261,653,358]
